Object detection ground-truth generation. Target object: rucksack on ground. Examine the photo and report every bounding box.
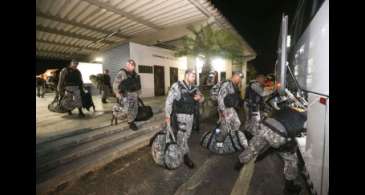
[200,123,248,154]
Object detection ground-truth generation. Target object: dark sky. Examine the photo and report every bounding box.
[211,0,300,74]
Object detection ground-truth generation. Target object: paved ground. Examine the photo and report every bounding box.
[37,93,309,195]
[36,93,165,144]
[47,117,309,195]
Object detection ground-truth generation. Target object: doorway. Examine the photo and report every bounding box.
[154,65,165,96]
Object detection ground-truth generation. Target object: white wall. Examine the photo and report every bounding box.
[129,42,186,97]
[97,43,130,85]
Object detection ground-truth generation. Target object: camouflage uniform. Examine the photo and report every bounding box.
[100,74,112,100]
[218,81,247,143]
[57,67,83,109]
[238,124,298,181]
[64,86,83,109]
[244,81,274,136]
[165,81,204,156]
[113,69,140,123]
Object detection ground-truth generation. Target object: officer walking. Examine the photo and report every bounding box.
[57,59,85,117]
[244,74,275,136]
[100,69,112,104]
[217,71,247,143]
[165,69,204,169]
[113,59,141,131]
[36,75,46,98]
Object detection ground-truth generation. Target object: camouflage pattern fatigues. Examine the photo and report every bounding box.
[112,102,127,120]
[64,86,83,108]
[165,81,204,156]
[57,67,83,110]
[218,81,247,144]
[100,84,112,99]
[113,69,140,123]
[151,124,184,169]
[238,124,298,180]
[244,81,274,136]
[36,79,46,98]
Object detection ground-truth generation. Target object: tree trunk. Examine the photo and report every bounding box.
[199,57,212,87]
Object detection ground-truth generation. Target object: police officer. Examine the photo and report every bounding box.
[36,75,46,98]
[235,106,306,193]
[57,59,85,117]
[113,59,141,131]
[165,69,204,169]
[244,74,275,136]
[217,71,247,143]
[100,69,112,104]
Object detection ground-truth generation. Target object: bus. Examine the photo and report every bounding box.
[275,0,328,194]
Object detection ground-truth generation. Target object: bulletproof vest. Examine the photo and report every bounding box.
[244,81,263,105]
[224,81,242,109]
[64,68,82,86]
[173,81,197,114]
[119,69,141,93]
[267,107,307,138]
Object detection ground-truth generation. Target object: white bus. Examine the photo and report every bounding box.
[275,0,328,194]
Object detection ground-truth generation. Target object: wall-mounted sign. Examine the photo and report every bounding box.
[152,54,175,60]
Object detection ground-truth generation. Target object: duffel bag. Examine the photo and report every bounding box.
[135,98,153,121]
[151,124,183,170]
[200,123,248,154]
[48,93,72,113]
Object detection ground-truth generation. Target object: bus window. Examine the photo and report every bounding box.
[290,0,325,46]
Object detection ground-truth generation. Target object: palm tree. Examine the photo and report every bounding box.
[175,24,246,87]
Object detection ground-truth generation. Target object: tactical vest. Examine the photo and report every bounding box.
[64,68,83,86]
[244,81,265,113]
[263,107,307,138]
[173,81,197,114]
[118,69,141,93]
[224,81,242,109]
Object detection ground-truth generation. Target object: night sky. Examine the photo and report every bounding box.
[211,0,300,74]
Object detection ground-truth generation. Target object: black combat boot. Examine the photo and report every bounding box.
[284,179,301,194]
[78,108,85,118]
[129,122,138,131]
[102,98,107,104]
[183,154,195,169]
[234,160,245,171]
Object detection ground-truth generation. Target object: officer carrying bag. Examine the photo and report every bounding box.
[200,123,248,154]
[118,69,141,93]
[150,124,183,170]
[134,98,153,122]
[48,92,72,113]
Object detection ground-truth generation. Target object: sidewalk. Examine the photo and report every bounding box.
[36,93,166,144]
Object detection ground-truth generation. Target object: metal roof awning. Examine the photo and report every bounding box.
[36,0,256,61]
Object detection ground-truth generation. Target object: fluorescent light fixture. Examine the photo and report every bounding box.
[95,57,103,62]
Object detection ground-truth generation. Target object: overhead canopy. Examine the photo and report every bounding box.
[36,0,256,61]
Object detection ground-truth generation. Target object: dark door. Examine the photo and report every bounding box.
[154,65,165,96]
[170,67,178,86]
